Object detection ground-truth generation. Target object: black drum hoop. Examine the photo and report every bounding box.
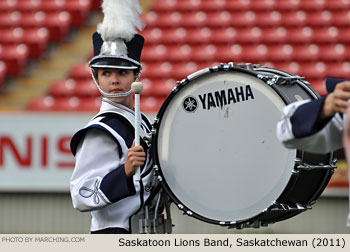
[151,62,335,228]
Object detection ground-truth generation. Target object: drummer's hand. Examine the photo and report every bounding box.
[124,140,146,178]
[321,81,350,119]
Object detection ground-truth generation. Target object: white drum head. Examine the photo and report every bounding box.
[155,70,296,223]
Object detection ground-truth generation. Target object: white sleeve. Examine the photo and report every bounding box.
[277,101,343,154]
[70,128,124,212]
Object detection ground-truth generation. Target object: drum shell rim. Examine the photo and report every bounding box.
[151,64,332,226]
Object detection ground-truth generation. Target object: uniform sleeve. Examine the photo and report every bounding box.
[276,98,343,154]
[70,128,135,212]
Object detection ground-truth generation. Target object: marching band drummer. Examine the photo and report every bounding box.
[276,77,350,227]
[69,0,156,234]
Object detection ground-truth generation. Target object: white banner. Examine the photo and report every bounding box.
[0,112,93,192]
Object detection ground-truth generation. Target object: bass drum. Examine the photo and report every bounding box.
[151,63,336,229]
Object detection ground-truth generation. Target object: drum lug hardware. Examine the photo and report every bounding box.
[177,204,184,210]
[157,175,163,182]
[172,85,178,93]
[177,78,189,86]
[186,210,193,216]
[294,158,302,165]
[142,133,152,147]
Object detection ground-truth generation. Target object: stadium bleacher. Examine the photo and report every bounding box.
[0,0,349,112]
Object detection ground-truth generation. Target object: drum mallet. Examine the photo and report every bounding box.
[131,81,143,182]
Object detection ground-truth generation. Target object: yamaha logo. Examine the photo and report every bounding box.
[183,96,198,113]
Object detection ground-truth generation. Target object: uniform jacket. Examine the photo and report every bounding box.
[70,98,155,232]
[276,77,349,227]
[276,77,346,154]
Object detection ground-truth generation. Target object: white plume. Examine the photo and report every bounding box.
[97,0,144,42]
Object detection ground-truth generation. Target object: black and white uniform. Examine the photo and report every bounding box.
[276,77,349,226]
[70,98,154,233]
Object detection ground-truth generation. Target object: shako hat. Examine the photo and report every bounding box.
[89,0,145,70]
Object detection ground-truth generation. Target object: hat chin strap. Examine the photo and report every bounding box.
[90,68,141,98]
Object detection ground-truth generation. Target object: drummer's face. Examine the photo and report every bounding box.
[97,68,137,108]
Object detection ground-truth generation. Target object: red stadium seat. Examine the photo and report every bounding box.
[298,62,327,79]
[141,28,163,44]
[22,27,49,58]
[181,11,208,28]
[255,11,282,27]
[142,44,168,61]
[142,11,159,27]
[0,60,6,91]
[206,11,233,27]
[140,96,164,113]
[138,78,153,96]
[176,0,202,12]
[211,27,238,44]
[171,61,203,79]
[281,11,308,27]
[225,0,251,11]
[0,43,28,77]
[294,44,320,61]
[191,44,218,61]
[65,0,91,28]
[167,44,193,61]
[27,96,55,111]
[216,44,243,62]
[74,79,100,97]
[41,0,67,13]
[325,62,350,79]
[249,0,276,11]
[150,78,176,97]
[307,11,333,26]
[313,27,340,43]
[332,10,350,26]
[162,28,188,44]
[274,0,301,10]
[142,62,174,79]
[325,0,350,10]
[338,27,350,43]
[0,11,21,28]
[308,78,327,96]
[20,11,46,28]
[44,11,71,43]
[48,79,77,97]
[16,0,42,13]
[285,27,314,44]
[273,62,302,76]
[186,27,213,44]
[318,44,348,61]
[201,0,227,11]
[52,96,81,111]
[260,27,288,44]
[241,44,269,62]
[299,0,326,10]
[0,28,49,59]
[151,0,178,12]
[226,11,256,27]
[268,44,294,61]
[0,27,49,59]
[157,12,183,28]
[77,97,101,112]
[69,62,91,80]
[0,0,17,13]
[235,27,263,43]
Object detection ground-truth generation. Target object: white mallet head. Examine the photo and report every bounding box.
[131,82,143,94]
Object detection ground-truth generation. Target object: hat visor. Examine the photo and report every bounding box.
[89,56,140,69]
